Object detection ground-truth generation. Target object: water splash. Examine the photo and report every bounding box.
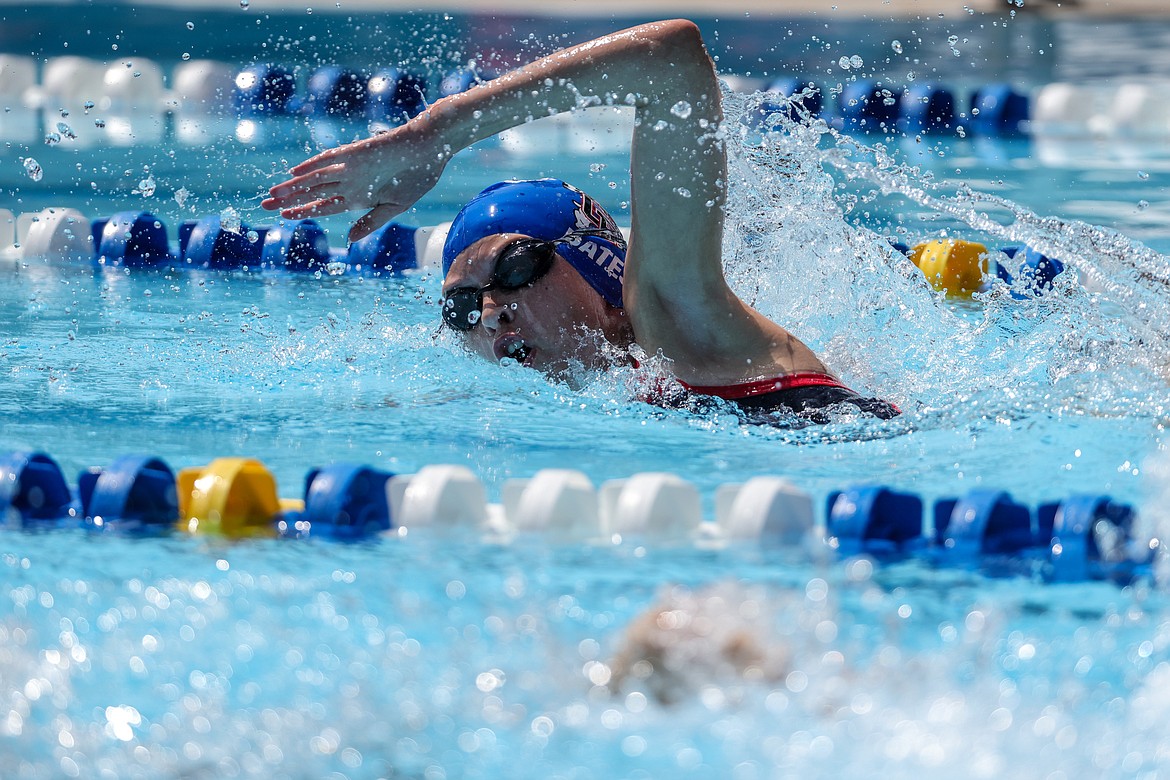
[22,157,42,181]
[717,87,1170,423]
[220,206,242,233]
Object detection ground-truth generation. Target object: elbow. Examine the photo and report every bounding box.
[643,19,715,80]
[650,19,707,58]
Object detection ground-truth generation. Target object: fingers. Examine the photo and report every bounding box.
[261,187,340,213]
[265,163,347,204]
[289,147,344,176]
[276,195,348,220]
[348,203,403,243]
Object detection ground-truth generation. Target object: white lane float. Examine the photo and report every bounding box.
[0,208,93,263]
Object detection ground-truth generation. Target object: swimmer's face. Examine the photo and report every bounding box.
[441,234,629,377]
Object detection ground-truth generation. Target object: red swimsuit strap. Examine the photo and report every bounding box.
[678,372,851,401]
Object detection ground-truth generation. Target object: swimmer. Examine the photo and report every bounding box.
[263,19,897,422]
[608,582,792,706]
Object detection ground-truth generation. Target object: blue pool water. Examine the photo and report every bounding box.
[4,5,1170,778]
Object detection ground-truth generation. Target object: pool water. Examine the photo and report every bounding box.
[3,5,1170,778]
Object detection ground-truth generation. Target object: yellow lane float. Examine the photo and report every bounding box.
[177,457,303,537]
[909,238,991,298]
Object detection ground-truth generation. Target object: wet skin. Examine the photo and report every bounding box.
[442,234,633,378]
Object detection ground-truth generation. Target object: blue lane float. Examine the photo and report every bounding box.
[78,455,178,531]
[305,66,369,117]
[998,245,1066,293]
[92,211,171,266]
[970,83,1030,136]
[753,77,824,128]
[233,64,297,115]
[836,80,904,133]
[260,218,332,269]
[899,84,957,134]
[1045,495,1146,583]
[367,67,427,123]
[178,214,261,268]
[290,463,395,540]
[826,486,924,555]
[935,489,1036,557]
[346,222,422,273]
[0,451,76,528]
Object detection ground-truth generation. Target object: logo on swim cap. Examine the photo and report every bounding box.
[442,179,627,308]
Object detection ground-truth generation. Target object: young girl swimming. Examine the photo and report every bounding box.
[262,19,897,422]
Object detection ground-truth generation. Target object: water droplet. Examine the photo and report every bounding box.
[181,53,191,61]
[56,122,77,139]
[174,187,190,208]
[138,175,156,197]
[891,40,903,54]
[82,100,94,112]
[675,187,692,198]
[44,132,61,146]
[956,126,967,138]
[240,0,249,8]
[186,21,195,30]
[1138,200,1150,210]
[589,163,606,173]
[948,35,959,46]
[670,100,692,119]
[22,157,43,182]
[466,310,481,326]
[94,118,106,128]
[246,230,259,243]
[220,206,242,233]
[326,260,345,275]
[849,55,864,68]
[1138,171,1150,180]
[838,56,851,70]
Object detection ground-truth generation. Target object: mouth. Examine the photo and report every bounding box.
[493,333,534,366]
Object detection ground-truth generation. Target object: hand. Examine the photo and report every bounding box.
[261,122,448,243]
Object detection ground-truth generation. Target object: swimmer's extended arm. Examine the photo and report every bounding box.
[262,20,720,246]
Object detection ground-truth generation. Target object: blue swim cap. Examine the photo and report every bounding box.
[442,179,627,308]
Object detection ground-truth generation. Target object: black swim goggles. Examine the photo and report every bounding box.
[440,237,560,331]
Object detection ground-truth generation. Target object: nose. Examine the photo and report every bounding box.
[479,291,514,334]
